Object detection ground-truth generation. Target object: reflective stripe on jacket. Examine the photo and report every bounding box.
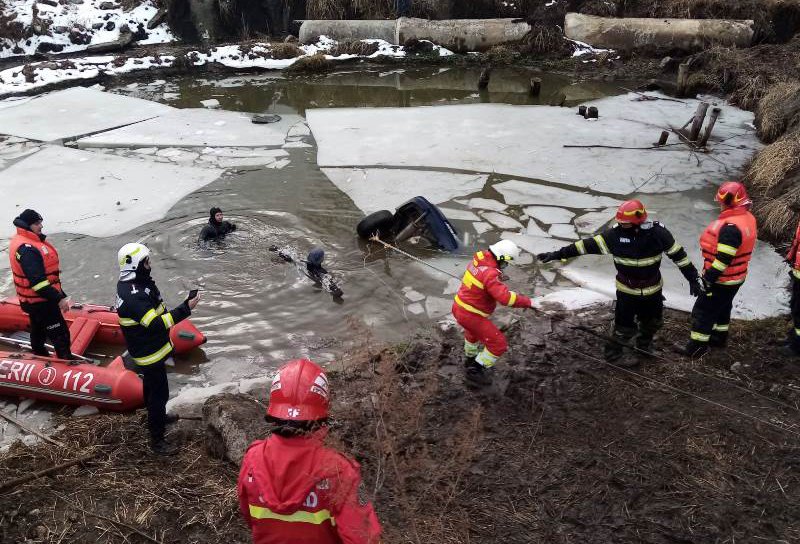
[238,430,382,544]
[9,228,62,304]
[453,250,531,318]
[700,208,757,285]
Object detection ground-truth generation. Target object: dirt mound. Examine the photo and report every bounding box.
[2,308,799,543]
[331,308,800,543]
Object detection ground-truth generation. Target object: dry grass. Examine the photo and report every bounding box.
[269,41,302,59]
[285,52,333,73]
[745,132,800,241]
[328,40,380,56]
[755,81,800,143]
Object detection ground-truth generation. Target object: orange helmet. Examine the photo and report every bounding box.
[616,199,648,225]
[267,359,330,422]
[715,181,751,208]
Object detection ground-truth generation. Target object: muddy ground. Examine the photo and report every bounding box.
[2,305,799,543]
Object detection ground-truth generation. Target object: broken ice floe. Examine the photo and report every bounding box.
[77,108,302,148]
[307,96,760,193]
[0,146,219,237]
[524,206,575,225]
[0,86,171,141]
[320,168,487,214]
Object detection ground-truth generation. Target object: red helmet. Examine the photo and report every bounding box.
[267,359,330,422]
[616,199,648,225]
[715,181,751,208]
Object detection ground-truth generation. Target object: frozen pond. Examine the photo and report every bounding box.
[0,66,788,444]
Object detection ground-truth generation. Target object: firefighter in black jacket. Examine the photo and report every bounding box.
[115,243,200,456]
[8,209,74,360]
[537,200,704,365]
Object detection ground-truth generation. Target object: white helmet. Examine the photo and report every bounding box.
[118,243,150,276]
[489,239,521,264]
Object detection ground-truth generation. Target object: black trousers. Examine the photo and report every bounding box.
[138,360,169,443]
[790,278,800,351]
[605,291,664,359]
[690,283,741,344]
[23,301,72,359]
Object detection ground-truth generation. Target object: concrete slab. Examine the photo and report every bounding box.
[77,108,302,149]
[0,146,220,237]
[0,87,172,142]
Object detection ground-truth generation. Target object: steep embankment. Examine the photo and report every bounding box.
[1,307,798,543]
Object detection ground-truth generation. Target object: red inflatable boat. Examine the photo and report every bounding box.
[0,297,205,355]
[0,352,143,411]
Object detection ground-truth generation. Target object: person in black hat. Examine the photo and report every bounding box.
[7,209,74,360]
[199,207,237,243]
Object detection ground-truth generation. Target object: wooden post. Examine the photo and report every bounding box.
[657,130,669,146]
[529,77,541,96]
[676,62,690,98]
[688,102,710,142]
[478,67,491,89]
[698,107,722,147]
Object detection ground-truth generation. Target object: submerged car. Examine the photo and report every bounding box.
[356,196,459,252]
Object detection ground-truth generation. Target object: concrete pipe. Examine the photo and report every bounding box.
[564,13,754,52]
[299,20,397,44]
[397,18,531,53]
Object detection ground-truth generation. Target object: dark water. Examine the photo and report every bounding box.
[1,66,625,389]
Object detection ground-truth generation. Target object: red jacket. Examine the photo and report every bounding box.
[238,429,382,544]
[453,250,531,317]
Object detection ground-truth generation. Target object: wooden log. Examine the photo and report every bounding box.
[676,62,690,98]
[529,77,541,96]
[698,107,721,147]
[688,102,709,142]
[657,130,669,146]
[478,67,491,89]
[0,453,97,493]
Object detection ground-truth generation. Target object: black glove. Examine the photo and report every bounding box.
[689,277,705,297]
[537,252,558,263]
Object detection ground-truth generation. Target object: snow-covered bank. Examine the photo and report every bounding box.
[0,36,452,96]
[0,0,173,58]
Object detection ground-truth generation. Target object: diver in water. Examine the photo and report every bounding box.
[199,207,237,243]
[270,246,343,298]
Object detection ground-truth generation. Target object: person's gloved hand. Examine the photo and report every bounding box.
[537,252,558,263]
[689,277,705,297]
[58,297,70,313]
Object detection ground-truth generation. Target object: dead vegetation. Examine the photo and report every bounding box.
[268,41,302,59]
[328,40,380,57]
[285,52,334,73]
[755,81,800,143]
[2,308,800,543]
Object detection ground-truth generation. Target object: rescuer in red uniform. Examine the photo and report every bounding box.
[452,239,533,387]
[785,219,800,355]
[8,209,74,360]
[238,359,382,544]
[683,181,757,358]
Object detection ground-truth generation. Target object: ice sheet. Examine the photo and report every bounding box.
[320,168,487,214]
[307,96,760,193]
[77,108,301,148]
[480,211,524,230]
[501,232,570,254]
[0,146,220,237]
[534,288,612,310]
[495,180,620,208]
[549,224,578,239]
[524,206,575,225]
[467,198,508,212]
[574,208,616,234]
[0,86,172,142]
[438,208,480,221]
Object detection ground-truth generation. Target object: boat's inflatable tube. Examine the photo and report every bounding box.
[0,352,143,411]
[0,298,205,355]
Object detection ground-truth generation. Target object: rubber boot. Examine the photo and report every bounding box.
[604,326,636,362]
[465,361,493,387]
[709,332,728,348]
[463,356,476,368]
[679,340,709,358]
[150,437,179,456]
